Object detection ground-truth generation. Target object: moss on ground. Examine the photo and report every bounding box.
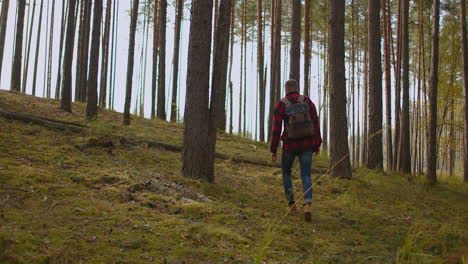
[0,91,467,263]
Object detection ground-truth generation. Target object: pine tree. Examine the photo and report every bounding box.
[366,0,383,170]
[123,0,139,125]
[99,0,113,107]
[461,0,468,183]
[427,0,440,184]
[10,0,27,92]
[328,0,352,179]
[156,0,167,120]
[399,0,411,173]
[182,0,214,182]
[170,0,183,122]
[86,0,103,120]
[61,0,78,112]
[32,0,44,96]
[290,0,300,86]
[0,0,10,83]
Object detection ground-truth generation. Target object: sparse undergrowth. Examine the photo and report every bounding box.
[0,91,467,263]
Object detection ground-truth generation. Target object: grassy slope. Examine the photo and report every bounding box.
[0,91,467,264]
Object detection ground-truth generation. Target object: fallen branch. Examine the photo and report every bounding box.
[0,109,326,172]
[0,108,85,133]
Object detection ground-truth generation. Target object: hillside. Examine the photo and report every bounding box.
[0,91,467,263]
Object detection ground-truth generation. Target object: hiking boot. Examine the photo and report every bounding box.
[303,203,312,222]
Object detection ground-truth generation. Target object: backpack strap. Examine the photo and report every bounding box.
[281,97,291,107]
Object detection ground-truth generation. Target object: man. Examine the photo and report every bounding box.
[270,79,322,222]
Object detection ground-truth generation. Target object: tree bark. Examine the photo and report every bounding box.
[383,0,393,170]
[427,0,440,184]
[22,0,37,94]
[55,0,67,99]
[61,0,77,112]
[99,0,112,107]
[290,0,300,87]
[151,0,159,119]
[10,0,27,92]
[211,0,231,132]
[46,0,56,98]
[461,0,468,183]
[393,0,402,170]
[207,0,232,180]
[304,0,311,97]
[182,0,214,182]
[328,0,352,179]
[32,0,44,96]
[257,0,265,141]
[0,0,10,84]
[170,0,183,122]
[86,0,103,120]
[123,0,139,125]
[399,0,411,173]
[156,0,167,120]
[366,0,383,170]
[75,0,92,102]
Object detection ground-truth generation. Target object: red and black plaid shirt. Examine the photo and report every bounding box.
[270,91,322,154]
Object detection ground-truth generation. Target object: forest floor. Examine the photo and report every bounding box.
[0,90,467,264]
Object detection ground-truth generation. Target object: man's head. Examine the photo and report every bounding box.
[285,79,299,93]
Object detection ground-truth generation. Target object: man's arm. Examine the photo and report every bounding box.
[270,101,283,155]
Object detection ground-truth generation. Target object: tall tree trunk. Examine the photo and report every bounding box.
[328,0,352,179]
[228,2,235,134]
[290,0,300,86]
[32,0,44,96]
[393,0,403,170]
[55,0,67,99]
[257,0,265,141]
[61,0,77,112]
[239,0,245,134]
[362,23,368,165]
[449,98,454,176]
[399,0,411,173]
[384,0,393,170]
[461,0,468,183]
[322,37,329,153]
[366,0,383,169]
[170,0,183,122]
[0,0,10,83]
[110,0,119,110]
[99,0,112,107]
[46,0,56,98]
[304,0,311,97]
[207,0,232,179]
[157,0,167,120]
[182,0,214,182]
[151,0,159,119]
[22,0,37,94]
[123,0,139,125]
[242,1,247,136]
[76,0,92,102]
[86,0,103,120]
[351,0,356,166]
[211,0,231,131]
[10,0,27,92]
[427,0,440,184]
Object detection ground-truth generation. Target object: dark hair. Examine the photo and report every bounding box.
[285,79,298,91]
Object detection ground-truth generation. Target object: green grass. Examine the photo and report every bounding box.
[0,91,467,263]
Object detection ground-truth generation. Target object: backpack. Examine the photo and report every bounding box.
[281,95,315,139]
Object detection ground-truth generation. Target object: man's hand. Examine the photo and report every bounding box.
[314,150,320,157]
[272,153,277,162]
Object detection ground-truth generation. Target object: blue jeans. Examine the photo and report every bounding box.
[281,150,313,205]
